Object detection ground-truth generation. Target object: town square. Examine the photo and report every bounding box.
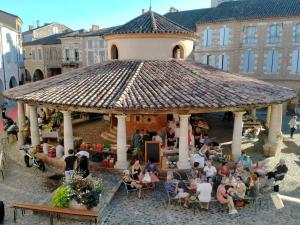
[0,0,300,224]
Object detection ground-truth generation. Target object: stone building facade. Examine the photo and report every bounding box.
[22,22,71,43]
[166,0,300,113]
[0,10,24,94]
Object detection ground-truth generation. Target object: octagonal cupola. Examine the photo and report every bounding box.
[104,10,198,60]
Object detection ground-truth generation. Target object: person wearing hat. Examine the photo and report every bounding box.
[266,159,288,192]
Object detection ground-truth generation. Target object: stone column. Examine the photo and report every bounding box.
[263,104,283,156]
[17,101,26,146]
[251,109,256,121]
[29,105,40,146]
[266,106,271,129]
[177,114,191,169]
[232,111,245,161]
[114,115,129,169]
[62,111,74,155]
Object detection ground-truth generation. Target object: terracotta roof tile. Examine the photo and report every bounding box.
[3,60,296,113]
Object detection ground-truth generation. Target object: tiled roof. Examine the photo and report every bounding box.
[63,26,121,38]
[164,8,212,31]
[3,60,296,113]
[198,0,300,24]
[108,11,196,37]
[23,32,74,46]
[22,23,54,34]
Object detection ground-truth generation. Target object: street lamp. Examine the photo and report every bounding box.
[271,193,300,209]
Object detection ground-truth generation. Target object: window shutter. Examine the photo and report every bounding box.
[202,55,208,64]
[210,55,216,67]
[224,27,229,45]
[243,51,249,72]
[220,28,225,46]
[223,55,229,71]
[203,30,207,46]
[218,55,223,69]
[272,50,279,73]
[266,50,273,73]
[297,49,300,74]
[291,50,298,73]
[249,51,255,72]
[207,29,212,46]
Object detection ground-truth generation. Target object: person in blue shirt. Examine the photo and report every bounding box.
[145,159,158,175]
[239,151,252,170]
[164,175,189,208]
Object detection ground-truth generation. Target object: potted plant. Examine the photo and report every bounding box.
[51,176,103,210]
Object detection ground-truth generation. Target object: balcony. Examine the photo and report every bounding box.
[62,60,80,67]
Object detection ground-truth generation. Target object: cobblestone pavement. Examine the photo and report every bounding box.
[100,132,300,225]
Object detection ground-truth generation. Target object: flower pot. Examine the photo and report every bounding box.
[68,200,88,210]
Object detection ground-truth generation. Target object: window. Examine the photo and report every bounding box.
[218,55,229,71]
[220,27,229,46]
[244,26,256,45]
[295,24,300,43]
[172,45,184,59]
[204,55,216,67]
[111,45,118,60]
[269,24,281,44]
[65,49,70,61]
[38,49,42,60]
[88,40,93,49]
[52,26,58,34]
[32,49,36,60]
[99,40,105,48]
[203,28,212,47]
[88,51,94,65]
[291,49,300,74]
[99,51,105,62]
[74,49,79,61]
[266,50,279,74]
[242,50,255,73]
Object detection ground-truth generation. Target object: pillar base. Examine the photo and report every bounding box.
[177,160,191,170]
[17,132,24,147]
[114,161,129,170]
[263,141,282,157]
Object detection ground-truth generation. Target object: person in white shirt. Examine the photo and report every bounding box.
[152,132,163,143]
[42,139,49,155]
[197,177,212,209]
[288,116,298,139]
[191,153,205,168]
[56,141,64,159]
[204,161,217,179]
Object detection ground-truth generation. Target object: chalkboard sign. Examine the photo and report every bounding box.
[145,141,161,166]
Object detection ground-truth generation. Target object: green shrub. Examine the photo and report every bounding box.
[51,186,70,208]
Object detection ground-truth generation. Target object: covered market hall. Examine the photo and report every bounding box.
[3,11,297,170]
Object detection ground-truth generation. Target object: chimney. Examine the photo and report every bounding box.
[142,8,146,14]
[91,25,99,32]
[169,7,179,13]
[29,25,33,30]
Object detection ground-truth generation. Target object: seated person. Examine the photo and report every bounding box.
[145,159,158,176]
[131,159,142,180]
[203,161,217,180]
[188,169,201,190]
[239,151,252,170]
[217,181,238,214]
[234,176,246,199]
[122,170,143,198]
[246,173,258,197]
[218,162,230,178]
[191,152,205,169]
[225,174,237,188]
[196,177,212,210]
[165,175,189,208]
[266,159,288,192]
[167,129,176,147]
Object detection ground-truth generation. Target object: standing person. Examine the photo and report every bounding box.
[174,123,180,148]
[132,129,143,160]
[288,116,298,139]
[167,129,176,147]
[194,127,202,148]
[40,108,47,122]
[56,140,64,159]
[64,149,77,181]
[76,152,90,178]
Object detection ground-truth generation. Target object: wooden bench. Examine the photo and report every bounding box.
[11,203,98,225]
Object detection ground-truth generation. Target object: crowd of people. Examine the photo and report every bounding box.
[164,150,288,214]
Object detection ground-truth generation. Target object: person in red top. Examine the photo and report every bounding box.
[218,162,230,177]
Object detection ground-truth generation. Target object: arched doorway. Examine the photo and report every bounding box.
[111,45,118,60]
[25,69,31,82]
[172,45,184,59]
[9,76,18,88]
[33,69,44,81]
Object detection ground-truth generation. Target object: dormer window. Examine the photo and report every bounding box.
[172,45,184,59]
[111,45,118,60]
